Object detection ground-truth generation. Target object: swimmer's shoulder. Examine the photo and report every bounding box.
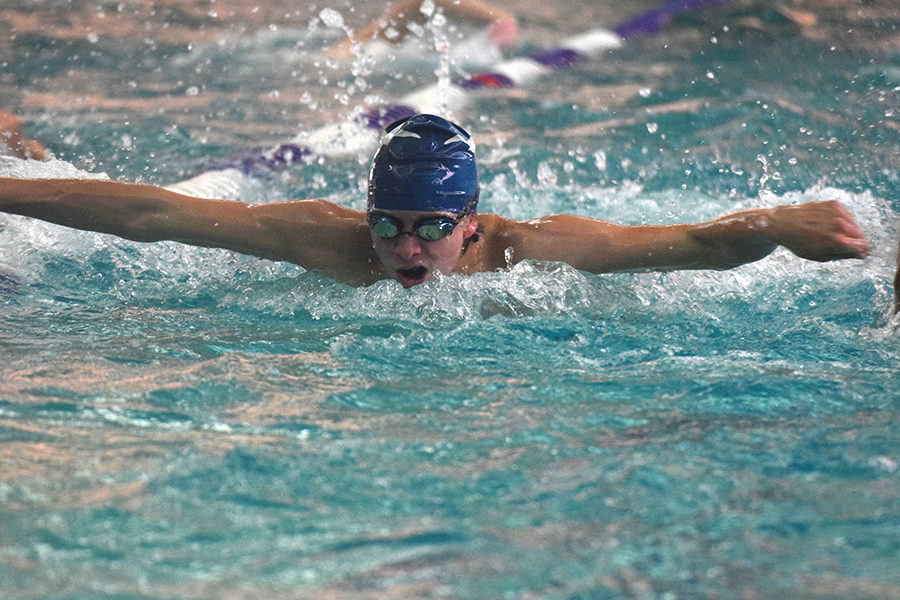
[258,197,368,249]
[265,197,377,283]
[471,212,526,271]
[276,196,364,221]
[476,212,534,242]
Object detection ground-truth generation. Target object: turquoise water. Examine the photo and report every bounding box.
[1,2,899,598]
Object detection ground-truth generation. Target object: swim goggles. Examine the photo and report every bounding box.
[367,212,466,242]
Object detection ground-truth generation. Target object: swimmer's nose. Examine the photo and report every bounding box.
[392,232,423,260]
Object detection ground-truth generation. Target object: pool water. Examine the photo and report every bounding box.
[1,1,898,598]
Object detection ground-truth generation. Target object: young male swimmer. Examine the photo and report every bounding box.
[0,114,870,289]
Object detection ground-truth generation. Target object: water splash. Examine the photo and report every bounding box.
[4,152,892,328]
[0,155,108,180]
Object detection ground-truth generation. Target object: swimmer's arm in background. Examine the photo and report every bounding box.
[332,0,517,58]
[430,0,517,47]
[488,200,869,273]
[0,111,46,160]
[0,177,374,278]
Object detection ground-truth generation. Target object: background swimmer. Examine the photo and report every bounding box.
[330,0,518,61]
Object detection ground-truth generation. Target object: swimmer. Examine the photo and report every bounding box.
[331,0,518,61]
[0,114,870,289]
[0,111,46,160]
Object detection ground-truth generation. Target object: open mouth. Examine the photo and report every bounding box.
[396,266,429,287]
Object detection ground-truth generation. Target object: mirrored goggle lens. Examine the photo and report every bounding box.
[370,216,401,238]
[416,220,455,241]
[369,215,457,241]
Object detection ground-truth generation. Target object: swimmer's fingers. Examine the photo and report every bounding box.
[832,231,871,260]
[769,200,870,262]
[817,202,870,259]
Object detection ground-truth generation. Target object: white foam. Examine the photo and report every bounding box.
[0,156,108,180]
[561,28,624,57]
[164,168,248,200]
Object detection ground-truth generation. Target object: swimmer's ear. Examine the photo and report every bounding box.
[462,214,479,239]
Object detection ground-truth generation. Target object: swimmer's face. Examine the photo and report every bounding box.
[368,209,479,288]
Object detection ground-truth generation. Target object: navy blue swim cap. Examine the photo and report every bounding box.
[368,114,478,214]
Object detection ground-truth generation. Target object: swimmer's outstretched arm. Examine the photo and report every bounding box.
[490,200,870,273]
[0,177,376,282]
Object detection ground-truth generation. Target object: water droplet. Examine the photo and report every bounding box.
[419,0,436,17]
[318,8,344,29]
[536,161,557,187]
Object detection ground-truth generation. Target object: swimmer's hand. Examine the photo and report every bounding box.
[684,200,869,270]
[763,200,870,262]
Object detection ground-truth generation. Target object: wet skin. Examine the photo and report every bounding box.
[368,209,480,288]
[0,179,870,291]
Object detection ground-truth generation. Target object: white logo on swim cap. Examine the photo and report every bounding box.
[444,133,475,152]
[380,122,421,146]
